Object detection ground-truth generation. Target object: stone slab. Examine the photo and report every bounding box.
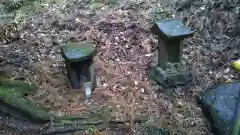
[152,19,195,40]
[150,62,192,87]
[62,41,96,62]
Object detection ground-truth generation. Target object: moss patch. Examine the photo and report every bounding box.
[62,41,97,62]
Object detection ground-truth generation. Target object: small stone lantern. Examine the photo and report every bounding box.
[61,40,97,98]
[150,19,195,87]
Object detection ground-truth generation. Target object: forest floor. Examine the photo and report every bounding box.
[0,0,240,134]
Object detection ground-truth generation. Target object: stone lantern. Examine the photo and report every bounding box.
[61,40,97,98]
[150,19,195,87]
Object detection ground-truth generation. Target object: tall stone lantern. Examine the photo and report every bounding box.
[150,19,195,87]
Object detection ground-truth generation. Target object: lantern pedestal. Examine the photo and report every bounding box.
[150,19,195,87]
[150,63,192,88]
[61,41,97,98]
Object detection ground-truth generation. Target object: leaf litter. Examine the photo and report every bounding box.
[0,0,240,134]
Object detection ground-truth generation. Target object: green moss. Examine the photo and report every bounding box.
[62,41,97,62]
[60,120,73,124]
[4,0,37,13]
[89,0,118,5]
[0,78,37,96]
[89,3,105,10]
[0,78,112,123]
[141,121,170,135]
[0,78,51,120]
[0,89,52,120]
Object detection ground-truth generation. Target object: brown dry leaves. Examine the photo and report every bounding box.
[0,0,224,134]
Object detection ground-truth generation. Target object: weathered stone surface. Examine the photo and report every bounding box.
[151,19,195,69]
[150,62,192,87]
[61,40,97,94]
[65,59,96,93]
[197,82,240,135]
[150,19,195,87]
[142,125,170,135]
[61,41,96,62]
[231,89,240,135]
[157,37,183,68]
[152,19,195,40]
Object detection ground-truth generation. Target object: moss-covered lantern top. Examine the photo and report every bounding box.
[61,41,97,62]
[152,19,195,40]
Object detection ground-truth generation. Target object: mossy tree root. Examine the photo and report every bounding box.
[0,78,151,134]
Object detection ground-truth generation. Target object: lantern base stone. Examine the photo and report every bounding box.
[150,62,192,87]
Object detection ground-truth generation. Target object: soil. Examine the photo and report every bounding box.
[0,0,239,134]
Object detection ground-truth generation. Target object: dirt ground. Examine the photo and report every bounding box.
[0,0,240,134]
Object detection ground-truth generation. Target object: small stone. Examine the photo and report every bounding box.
[140,88,145,93]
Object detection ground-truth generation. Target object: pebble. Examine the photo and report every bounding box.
[140,88,145,93]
